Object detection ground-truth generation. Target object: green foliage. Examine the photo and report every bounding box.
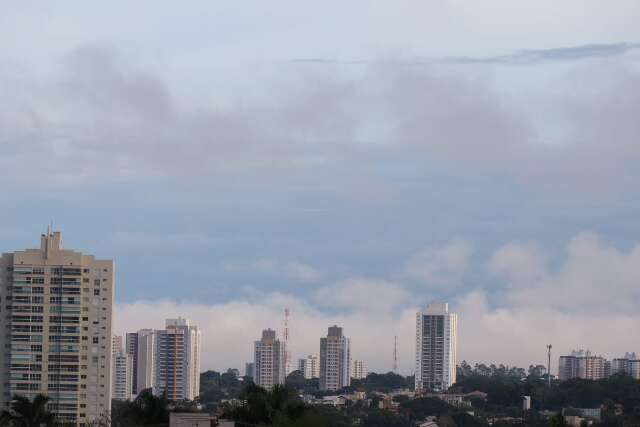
[362,409,409,427]
[224,383,311,426]
[0,394,56,427]
[110,388,170,426]
[351,372,410,393]
[199,369,247,407]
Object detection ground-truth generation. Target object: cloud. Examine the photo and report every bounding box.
[2,42,640,201]
[489,242,547,287]
[502,232,640,313]
[399,240,473,288]
[223,258,321,284]
[313,278,411,312]
[114,296,418,374]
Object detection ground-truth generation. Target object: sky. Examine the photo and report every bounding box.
[1,0,640,375]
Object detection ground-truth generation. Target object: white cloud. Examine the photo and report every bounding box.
[313,278,411,312]
[400,240,473,288]
[503,232,640,313]
[489,242,547,287]
[114,296,418,374]
[285,262,322,283]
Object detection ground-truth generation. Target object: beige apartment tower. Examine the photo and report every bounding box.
[0,231,114,425]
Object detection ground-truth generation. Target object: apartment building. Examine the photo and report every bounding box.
[254,329,285,389]
[298,355,319,379]
[351,359,368,380]
[319,326,351,391]
[415,302,458,392]
[0,230,114,425]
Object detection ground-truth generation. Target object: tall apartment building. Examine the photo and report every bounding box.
[125,332,139,395]
[111,337,133,401]
[558,350,606,381]
[351,359,368,380]
[319,326,351,391]
[297,355,319,379]
[415,302,458,392]
[135,329,155,394]
[153,318,201,401]
[0,230,114,425]
[244,362,255,380]
[254,329,285,389]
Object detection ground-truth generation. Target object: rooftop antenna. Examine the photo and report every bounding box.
[547,344,552,388]
[393,335,398,373]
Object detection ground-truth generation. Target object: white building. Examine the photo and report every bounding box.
[135,329,156,394]
[319,326,351,391]
[298,355,320,379]
[254,329,285,388]
[153,318,201,401]
[112,347,133,401]
[351,360,368,380]
[0,230,114,425]
[415,302,457,392]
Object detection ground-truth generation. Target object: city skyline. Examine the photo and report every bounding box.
[2,1,640,375]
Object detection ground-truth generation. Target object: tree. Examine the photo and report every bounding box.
[1,394,56,427]
[549,413,568,427]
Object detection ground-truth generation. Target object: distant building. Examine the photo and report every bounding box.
[320,326,351,391]
[245,362,255,379]
[112,348,133,401]
[523,396,531,411]
[136,329,156,394]
[126,332,140,395]
[352,360,368,380]
[169,412,213,427]
[154,318,201,401]
[254,329,285,388]
[298,355,320,379]
[609,353,640,379]
[558,350,606,381]
[415,302,458,392]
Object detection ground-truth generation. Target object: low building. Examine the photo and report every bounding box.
[169,412,214,427]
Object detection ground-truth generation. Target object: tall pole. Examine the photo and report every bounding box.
[547,344,552,388]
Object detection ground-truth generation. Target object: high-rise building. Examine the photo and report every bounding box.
[0,230,114,425]
[351,359,368,380]
[254,329,285,389]
[244,362,255,379]
[111,337,133,401]
[319,326,351,391]
[136,329,155,394]
[558,350,607,381]
[415,302,458,392]
[298,355,319,379]
[153,318,201,401]
[126,332,139,395]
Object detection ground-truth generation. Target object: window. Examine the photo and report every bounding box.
[92,337,98,344]
[93,289,100,296]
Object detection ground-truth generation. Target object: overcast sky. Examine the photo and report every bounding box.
[2,1,640,374]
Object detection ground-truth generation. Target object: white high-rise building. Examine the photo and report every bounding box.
[0,230,114,425]
[153,318,201,401]
[319,326,351,391]
[136,329,155,394]
[351,360,368,380]
[415,302,457,392]
[254,329,285,389]
[111,337,133,401]
[297,355,319,379]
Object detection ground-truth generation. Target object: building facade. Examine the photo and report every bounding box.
[351,359,368,380]
[415,302,458,392]
[319,326,351,391]
[0,230,114,425]
[111,349,133,401]
[298,355,320,379]
[558,350,607,381]
[125,332,139,395]
[135,329,155,395]
[254,329,285,389]
[153,319,201,401]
